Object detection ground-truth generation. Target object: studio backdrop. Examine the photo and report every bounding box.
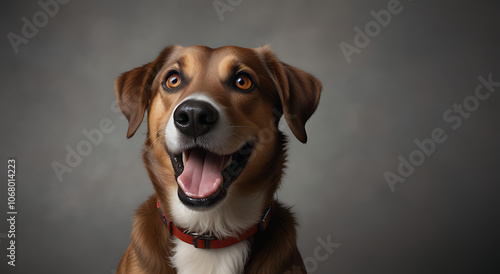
[1,0,500,273]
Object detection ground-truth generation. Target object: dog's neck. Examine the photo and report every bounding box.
[159,183,266,274]
[157,199,271,250]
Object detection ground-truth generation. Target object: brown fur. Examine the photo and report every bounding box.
[115,45,322,273]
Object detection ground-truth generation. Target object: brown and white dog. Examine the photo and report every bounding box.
[115,45,321,274]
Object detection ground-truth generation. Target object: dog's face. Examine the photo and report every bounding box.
[115,45,321,211]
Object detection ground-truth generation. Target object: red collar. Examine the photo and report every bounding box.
[157,200,271,249]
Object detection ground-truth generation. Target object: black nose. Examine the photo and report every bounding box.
[173,100,219,138]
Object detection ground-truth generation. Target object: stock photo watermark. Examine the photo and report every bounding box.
[213,0,243,21]
[284,235,340,273]
[384,73,499,192]
[339,0,411,64]
[6,0,71,54]
[6,159,17,267]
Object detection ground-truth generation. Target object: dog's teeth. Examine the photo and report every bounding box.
[182,151,187,165]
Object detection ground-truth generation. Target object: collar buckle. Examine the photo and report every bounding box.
[184,230,218,249]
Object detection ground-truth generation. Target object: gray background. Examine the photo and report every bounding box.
[1,0,500,273]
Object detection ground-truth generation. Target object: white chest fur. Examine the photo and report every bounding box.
[168,189,265,273]
[171,238,250,274]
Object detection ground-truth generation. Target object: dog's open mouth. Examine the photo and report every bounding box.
[168,142,254,209]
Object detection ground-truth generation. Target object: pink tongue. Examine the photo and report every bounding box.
[177,149,224,198]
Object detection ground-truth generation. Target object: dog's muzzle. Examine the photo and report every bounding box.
[166,98,254,209]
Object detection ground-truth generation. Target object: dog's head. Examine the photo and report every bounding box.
[115,45,321,212]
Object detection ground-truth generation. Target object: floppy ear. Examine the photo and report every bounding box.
[258,46,322,143]
[114,46,175,138]
[115,63,152,138]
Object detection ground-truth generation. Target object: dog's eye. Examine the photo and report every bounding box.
[164,72,181,90]
[234,75,253,91]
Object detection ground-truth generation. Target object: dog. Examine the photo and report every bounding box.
[115,45,322,274]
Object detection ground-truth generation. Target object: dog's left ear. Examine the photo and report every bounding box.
[115,46,175,138]
[258,46,322,143]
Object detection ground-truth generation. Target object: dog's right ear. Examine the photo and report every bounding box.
[115,62,153,138]
[114,46,175,138]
